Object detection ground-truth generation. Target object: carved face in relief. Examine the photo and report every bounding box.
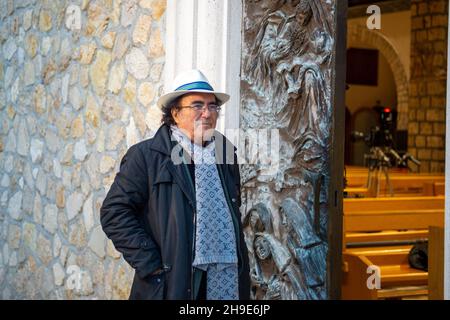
[296,0,312,26]
[246,205,273,233]
[310,29,328,55]
[250,211,263,231]
[255,236,271,260]
[279,207,292,232]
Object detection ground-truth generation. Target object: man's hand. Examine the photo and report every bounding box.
[149,264,171,276]
[150,268,164,276]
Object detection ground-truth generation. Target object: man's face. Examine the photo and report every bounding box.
[172,93,218,144]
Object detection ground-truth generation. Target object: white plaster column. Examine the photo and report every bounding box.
[445,8,450,301]
[164,0,243,133]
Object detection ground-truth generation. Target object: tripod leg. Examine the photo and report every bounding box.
[367,167,376,197]
[376,166,381,197]
[384,166,393,196]
[366,167,372,189]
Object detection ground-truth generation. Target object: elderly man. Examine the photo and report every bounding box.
[100,69,250,300]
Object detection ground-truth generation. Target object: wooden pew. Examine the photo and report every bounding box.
[423,181,445,196]
[343,246,429,299]
[345,173,444,196]
[342,196,445,299]
[428,226,444,300]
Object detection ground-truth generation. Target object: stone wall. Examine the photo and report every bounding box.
[0,0,166,299]
[408,0,447,172]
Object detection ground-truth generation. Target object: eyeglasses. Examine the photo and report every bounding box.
[177,103,221,113]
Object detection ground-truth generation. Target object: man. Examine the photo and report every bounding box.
[100,69,250,300]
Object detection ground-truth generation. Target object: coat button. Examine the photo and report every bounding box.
[156,278,161,283]
[140,240,149,248]
[232,198,236,203]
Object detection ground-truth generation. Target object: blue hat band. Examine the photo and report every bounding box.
[175,81,214,92]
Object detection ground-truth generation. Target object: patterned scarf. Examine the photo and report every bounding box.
[170,125,239,300]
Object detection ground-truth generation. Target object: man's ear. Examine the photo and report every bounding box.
[171,108,179,124]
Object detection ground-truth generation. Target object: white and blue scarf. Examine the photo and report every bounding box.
[170,125,239,300]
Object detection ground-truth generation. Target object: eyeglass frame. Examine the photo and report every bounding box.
[176,102,222,113]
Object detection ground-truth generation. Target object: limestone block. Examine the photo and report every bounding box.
[7,224,21,249]
[121,0,137,27]
[106,124,125,150]
[23,222,36,251]
[133,14,151,45]
[8,191,23,221]
[125,48,149,80]
[88,225,106,258]
[137,82,155,106]
[79,43,96,65]
[74,139,88,161]
[148,28,164,58]
[53,262,65,286]
[67,192,84,221]
[71,116,85,138]
[30,138,44,163]
[101,31,116,49]
[90,50,112,97]
[108,62,125,94]
[36,233,52,265]
[99,156,115,174]
[43,204,58,234]
[85,93,100,128]
[17,119,30,156]
[112,32,130,60]
[39,9,52,32]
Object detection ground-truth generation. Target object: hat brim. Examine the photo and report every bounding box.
[156,90,230,109]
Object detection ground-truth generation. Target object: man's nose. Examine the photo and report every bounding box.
[200,107,212,117]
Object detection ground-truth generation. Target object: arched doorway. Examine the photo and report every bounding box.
[347,25,409,130]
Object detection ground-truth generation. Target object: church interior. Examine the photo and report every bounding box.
[341,0,446,299]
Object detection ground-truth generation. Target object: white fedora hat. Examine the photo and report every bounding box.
[157,69,230,109]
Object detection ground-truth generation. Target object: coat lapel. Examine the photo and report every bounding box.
[165,160,196,208]
[149,125,196,208]
[149,124,237,210]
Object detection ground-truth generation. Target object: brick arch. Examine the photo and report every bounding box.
[347,25,409,130]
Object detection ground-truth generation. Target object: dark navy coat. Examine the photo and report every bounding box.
[100,124,250,299]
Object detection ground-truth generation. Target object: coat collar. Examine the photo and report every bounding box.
[148,124,174,156]
[149,124,238,165]
[148,124,238,210]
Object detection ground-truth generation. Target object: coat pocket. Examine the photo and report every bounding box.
[129,272,166,300]
[153,170,173,185]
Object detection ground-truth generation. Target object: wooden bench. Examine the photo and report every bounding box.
[343,246,429,299]
[428,226,444,300]
[345,173,444,196]
[342,196,445,299]
[423,181,445,196]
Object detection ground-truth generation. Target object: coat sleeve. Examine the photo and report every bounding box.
[100,144,161,279]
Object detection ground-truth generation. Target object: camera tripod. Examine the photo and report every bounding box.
[364,147,394,197]
[364,146,421,197]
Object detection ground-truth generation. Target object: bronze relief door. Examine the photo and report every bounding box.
[240,0,346,300]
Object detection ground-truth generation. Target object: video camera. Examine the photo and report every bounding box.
[351,106,420,169]
[352,105,394,147]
